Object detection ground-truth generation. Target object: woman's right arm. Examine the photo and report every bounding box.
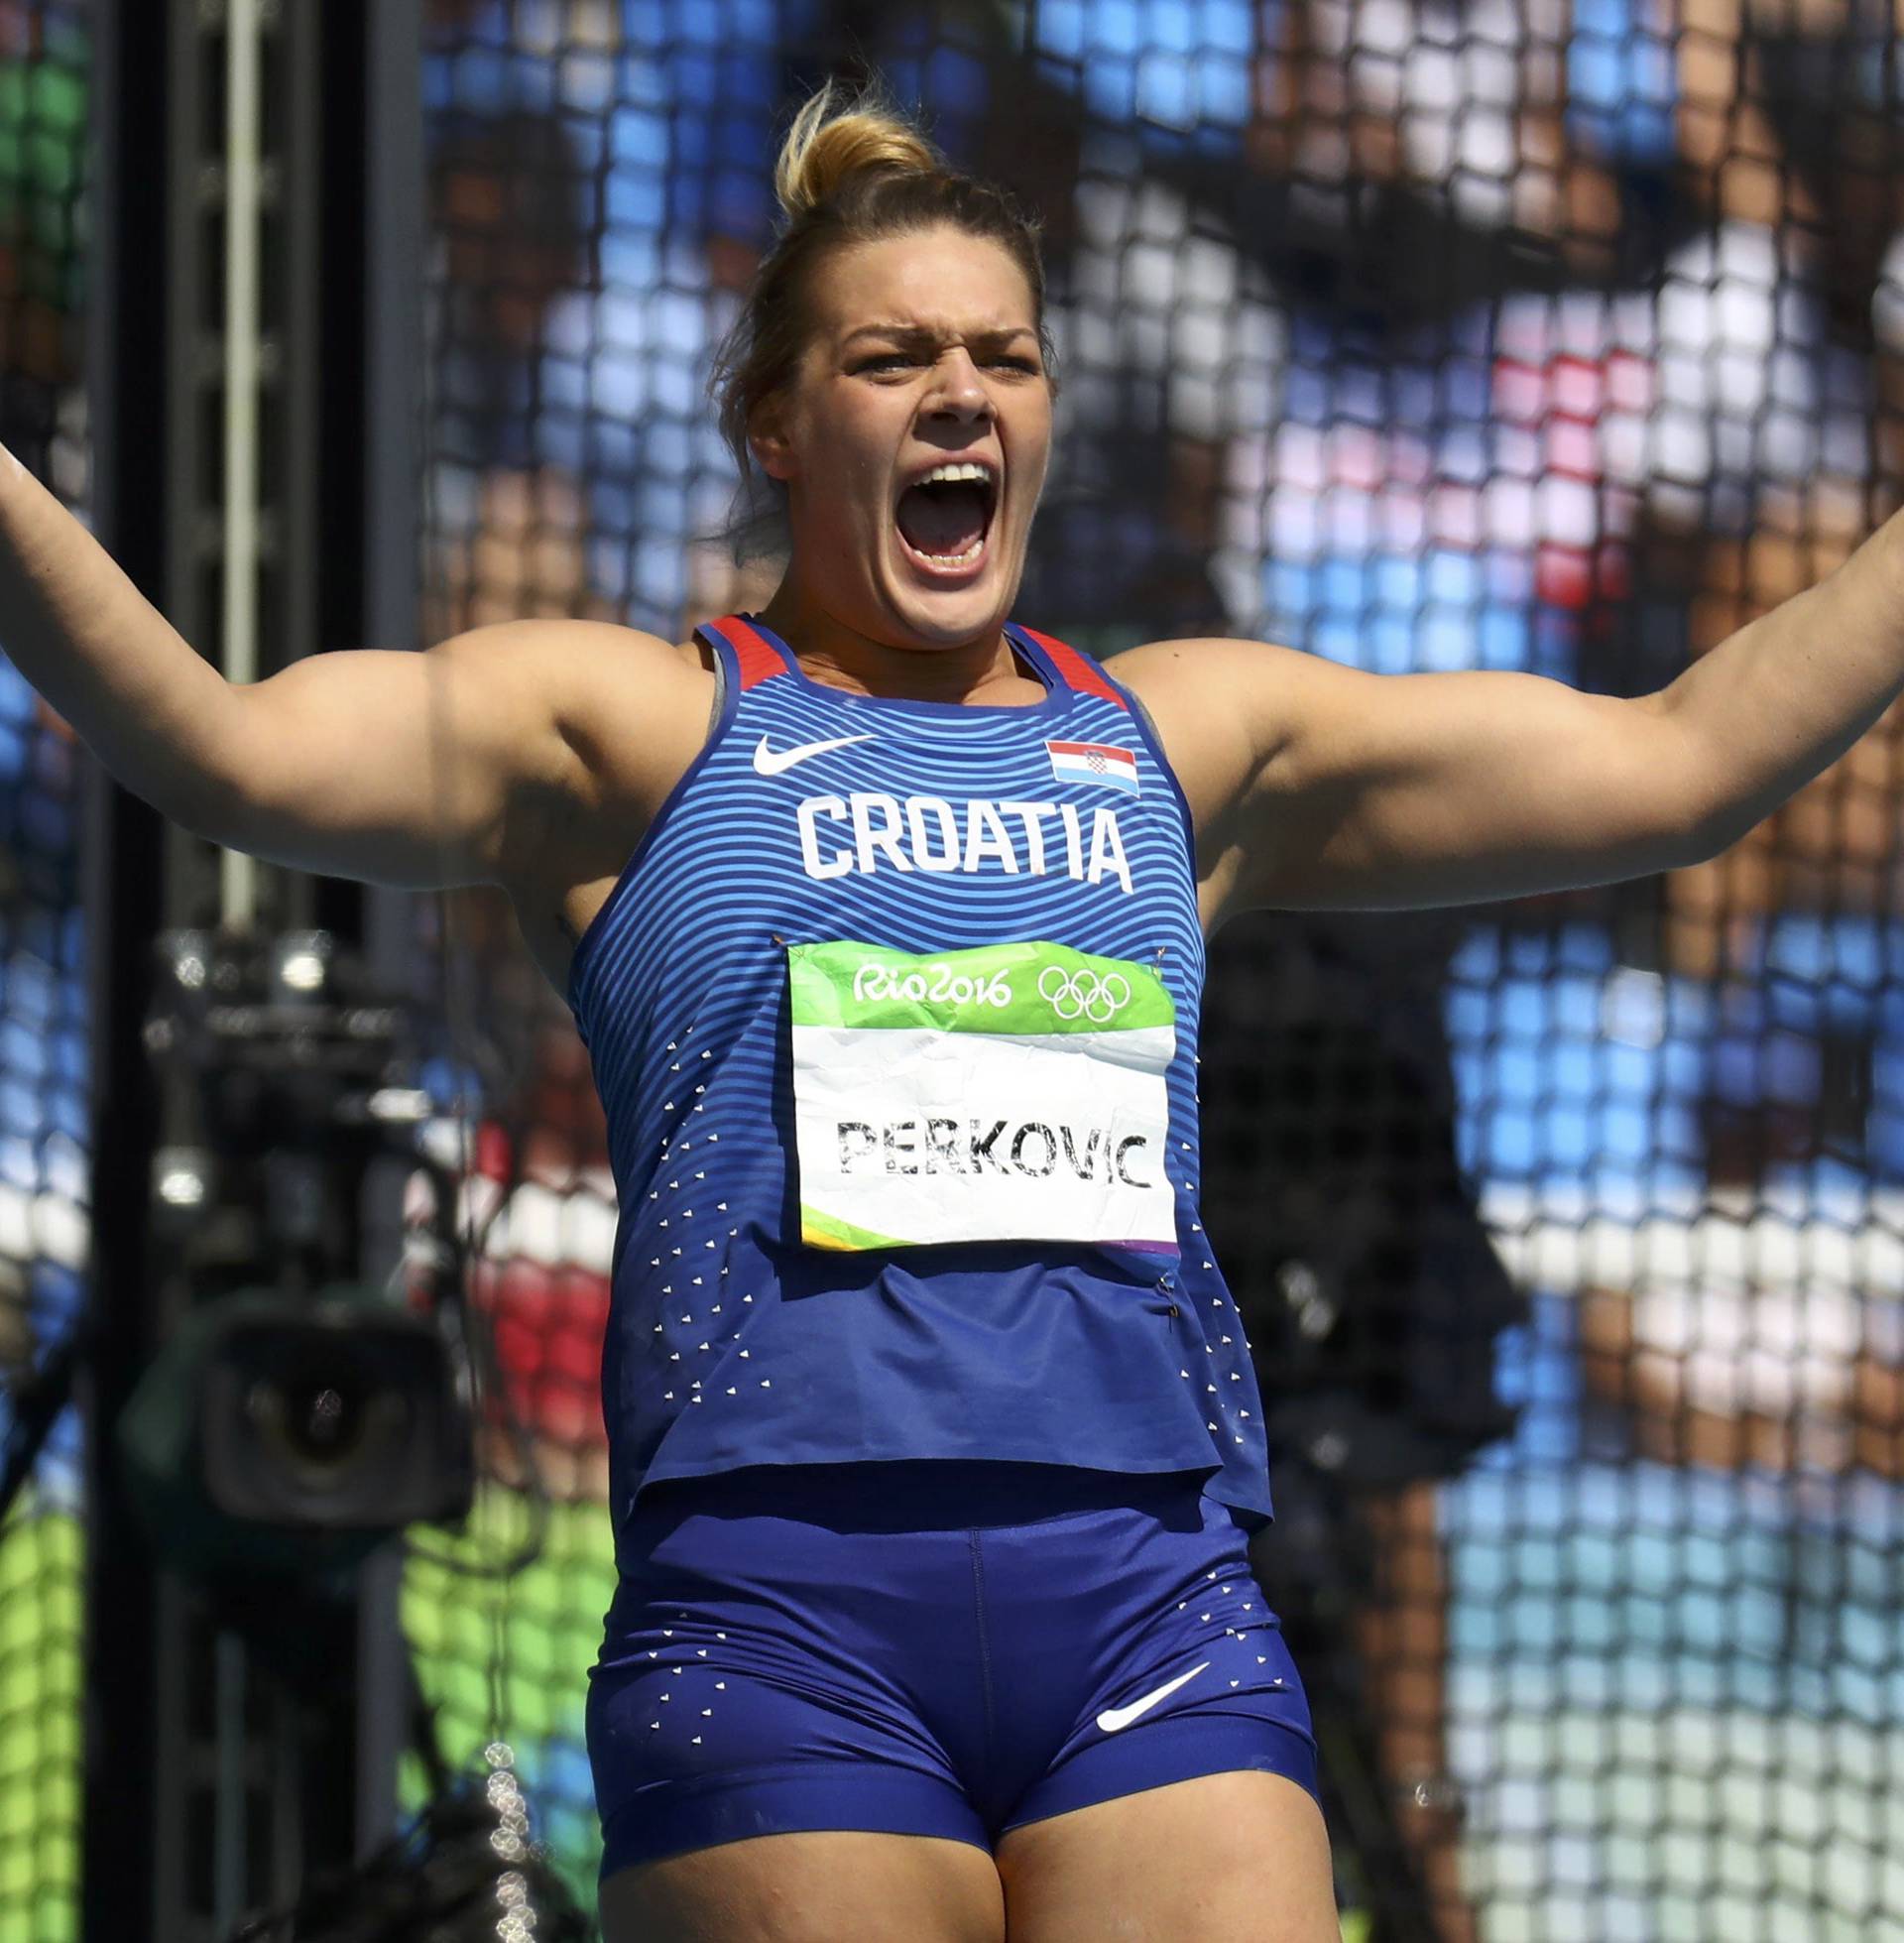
[0,445,623,890]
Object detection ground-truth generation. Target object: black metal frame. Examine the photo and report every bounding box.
[78,5,173,1937]
[79,4,423,1936]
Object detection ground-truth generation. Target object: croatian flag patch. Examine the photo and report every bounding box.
[1046,739,1140,794]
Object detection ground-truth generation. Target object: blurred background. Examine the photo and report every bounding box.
[4,0,1904,1937]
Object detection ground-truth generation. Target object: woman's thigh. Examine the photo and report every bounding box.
[600,1827,1007,1943]
[996,1769,1336,1943]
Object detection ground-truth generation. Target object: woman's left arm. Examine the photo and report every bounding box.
[1119,510,1904,924]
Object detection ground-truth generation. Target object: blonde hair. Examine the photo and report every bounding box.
[711,79,1052,560]
[774,83,939,221]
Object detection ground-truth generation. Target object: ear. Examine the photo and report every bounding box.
[749,393,796,484]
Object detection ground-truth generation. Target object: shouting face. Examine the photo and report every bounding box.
[750,223,1054,656]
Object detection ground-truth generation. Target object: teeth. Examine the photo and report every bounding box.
[917,461,994,487]
[916,538,984,566]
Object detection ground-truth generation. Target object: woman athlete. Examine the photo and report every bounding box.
[8,79,1904,1943]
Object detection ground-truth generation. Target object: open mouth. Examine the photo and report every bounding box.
[894,461,999,576]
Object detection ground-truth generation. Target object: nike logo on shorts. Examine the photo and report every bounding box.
[1095,1660,1211,1734]
[753,732,877,776]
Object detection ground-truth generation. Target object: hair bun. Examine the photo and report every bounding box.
[774,80,941,223]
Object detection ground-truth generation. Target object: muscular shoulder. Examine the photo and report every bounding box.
[1110,636,1311,816]
[438,618,716,847]
[430,616,698,709]
[1114,633,1314,708]
[459,615,704,758]
[524,621,711,746]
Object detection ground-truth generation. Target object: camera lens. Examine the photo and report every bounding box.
[294,1384,353,1457]
[247,1359,369,1470]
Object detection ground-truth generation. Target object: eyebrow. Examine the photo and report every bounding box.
[839,323,1040,352]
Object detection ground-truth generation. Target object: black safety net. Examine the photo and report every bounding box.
[412,4,1904,1935]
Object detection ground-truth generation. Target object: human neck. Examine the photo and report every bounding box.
[755,577,1035,704]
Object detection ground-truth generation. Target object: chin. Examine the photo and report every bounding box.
[888,590,1008,649]
[875,549,1021,649]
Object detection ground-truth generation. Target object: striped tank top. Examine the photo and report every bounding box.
[565,614,1273,1562]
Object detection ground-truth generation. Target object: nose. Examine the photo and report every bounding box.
[922,347,992,427]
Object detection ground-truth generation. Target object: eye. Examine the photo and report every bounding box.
[851,353,916,374]
[988,355,1042,375]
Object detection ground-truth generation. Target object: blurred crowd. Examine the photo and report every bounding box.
[0,0,1887,1923]
[0,0,97,1509]
[411,1,1904,1934]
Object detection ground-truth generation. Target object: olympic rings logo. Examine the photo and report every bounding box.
[1036,964,1131,1023]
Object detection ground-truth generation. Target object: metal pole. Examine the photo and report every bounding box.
[357,0,426,1861]
[78,1,171,1934]
[219,0,266,931]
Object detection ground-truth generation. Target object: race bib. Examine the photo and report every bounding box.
[788,939,1178,1253]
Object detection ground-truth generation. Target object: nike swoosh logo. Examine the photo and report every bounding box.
[753,732,877,776]
[1096,1661,1211,1734]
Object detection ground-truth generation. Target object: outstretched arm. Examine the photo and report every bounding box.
[0,443,630,890]
[1120,510,1904,923]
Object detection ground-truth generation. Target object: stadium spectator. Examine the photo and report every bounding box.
[1201,911,1522,1943]
[1558,0,1904,1490]
[425,0,797,638]
[405,914,617,1504]
[424,105,613,636]
[1647,0,1904,974]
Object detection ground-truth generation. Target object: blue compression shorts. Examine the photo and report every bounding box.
[587,1460,1319,1882]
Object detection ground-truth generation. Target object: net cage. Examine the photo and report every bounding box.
[438,0,1904,1936]
[0,3,90,1939]
[6,0,1884,1936]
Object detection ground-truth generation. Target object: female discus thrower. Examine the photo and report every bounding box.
[8,79,1904,1943]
